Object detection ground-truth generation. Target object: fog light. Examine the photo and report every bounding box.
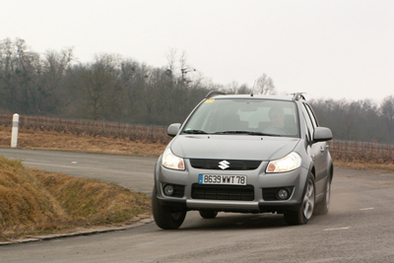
[277,188,289,200]
[164,184,174,196]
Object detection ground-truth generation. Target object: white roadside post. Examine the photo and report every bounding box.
[11,113,19,148]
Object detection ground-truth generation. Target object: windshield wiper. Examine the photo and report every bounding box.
[213,131,272,136]
[183,130,277,136]
[183,129,208,134]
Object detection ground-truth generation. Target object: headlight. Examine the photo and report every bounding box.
[266,152,301,173]
[162,149,185,170]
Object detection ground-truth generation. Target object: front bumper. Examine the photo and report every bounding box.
[157,196,302,213]
[154,159,309,214]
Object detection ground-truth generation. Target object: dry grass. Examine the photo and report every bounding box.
[0,125,160,242]
[0,125,166,157]
[334,160,394,172]
[0,156,151,242]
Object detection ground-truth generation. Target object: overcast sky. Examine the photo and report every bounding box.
[1,0,393,103]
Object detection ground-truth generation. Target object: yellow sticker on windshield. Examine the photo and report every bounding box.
[205,99,215,103]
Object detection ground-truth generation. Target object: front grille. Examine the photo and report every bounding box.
[192,184,254,201]
[262,188,278,201]
[190,159,261,170]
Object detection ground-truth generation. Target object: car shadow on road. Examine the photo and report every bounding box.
[178,212,289,231]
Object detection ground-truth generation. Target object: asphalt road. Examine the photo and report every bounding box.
[1,148,394,262]
[0,148,156,195]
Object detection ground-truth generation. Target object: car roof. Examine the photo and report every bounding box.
[206,92,307,102]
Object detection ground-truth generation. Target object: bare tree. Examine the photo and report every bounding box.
[381,95,394,143]
[255,73,276,95]
[0,38,73,114]
[69,55,122,120]
[226,81,251,94]
[1,38,42,114]
[119,59,144,121]
[165,48,177,75]
[34,48,73,113]
[0,38,18,112]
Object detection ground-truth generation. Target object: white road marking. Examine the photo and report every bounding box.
[324,227,350,231]
[359,207,374,211]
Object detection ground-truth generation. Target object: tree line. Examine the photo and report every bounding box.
[0,38,393,143]
[310,97,394,144]
[0,38,213,125]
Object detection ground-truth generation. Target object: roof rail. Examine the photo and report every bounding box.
[205,91,227,99]
[290,92,307,101]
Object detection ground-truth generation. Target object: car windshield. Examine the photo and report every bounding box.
[182,98,300,137]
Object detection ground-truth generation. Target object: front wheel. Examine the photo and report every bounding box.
[152,186,186,229]
[284,173,316,225]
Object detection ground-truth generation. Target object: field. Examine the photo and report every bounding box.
[0,125,166,157]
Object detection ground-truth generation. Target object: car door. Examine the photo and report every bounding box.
[301,103,329,196]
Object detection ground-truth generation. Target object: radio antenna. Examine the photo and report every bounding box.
[251,80,257,97]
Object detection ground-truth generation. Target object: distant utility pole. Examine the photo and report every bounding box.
[181,67,196,83]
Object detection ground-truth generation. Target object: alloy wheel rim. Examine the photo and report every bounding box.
[303,179,315,219]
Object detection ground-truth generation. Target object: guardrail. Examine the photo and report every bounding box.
[1,113,393,163]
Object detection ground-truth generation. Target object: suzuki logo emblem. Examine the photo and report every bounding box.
[218,160,230,170]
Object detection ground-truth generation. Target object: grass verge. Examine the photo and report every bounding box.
[334,160,394,172]
[0,125,166,157]
[0,156,151,242]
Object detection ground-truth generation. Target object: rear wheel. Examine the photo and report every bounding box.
[284,173,315,225]
[199,210,218,219]
[152,186,186,229]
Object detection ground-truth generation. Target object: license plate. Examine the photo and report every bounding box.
[198,174,247,185]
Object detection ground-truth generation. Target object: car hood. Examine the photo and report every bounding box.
[170,135,301,160]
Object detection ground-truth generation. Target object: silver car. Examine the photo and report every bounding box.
[152,92,333,229]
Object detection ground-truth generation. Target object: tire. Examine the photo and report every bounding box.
[284,173,316,225]
[152,186,186,229]
[314,175,331,215]
[199,210,218,219]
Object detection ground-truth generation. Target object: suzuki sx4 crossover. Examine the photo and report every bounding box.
[153,92,333,229]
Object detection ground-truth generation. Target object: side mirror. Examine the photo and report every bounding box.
[314,127,333,142]
[167,123,181,137]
